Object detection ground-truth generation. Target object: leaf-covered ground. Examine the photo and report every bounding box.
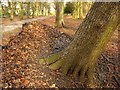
[1,16,120,88]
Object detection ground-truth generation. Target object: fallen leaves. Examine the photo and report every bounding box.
[2,21,71,88]
[50,84,56,88]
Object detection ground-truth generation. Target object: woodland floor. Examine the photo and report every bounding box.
[1,16,120,88]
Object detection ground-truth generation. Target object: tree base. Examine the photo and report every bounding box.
[39,51,96,88]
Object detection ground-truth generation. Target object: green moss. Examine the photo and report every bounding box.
[39,58,45,64]
[86,14,118,87]
[39,51,61,65]
[49,59,64,70]
[89,15,118,63]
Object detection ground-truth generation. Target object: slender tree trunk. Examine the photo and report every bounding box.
[55,2,64,28]
[73,2,84,19]
[8,1,14,20]
[39,2,42,15]
[35,2,39,17]
[31,2,35,18]
[79,2,84,19]
[19,2,24,19]
[1,5,5,17]
[44,2,49,16]
[27,2,30,18]
[82,2,92,18]
[40,2,119,87]
[73,2,78,18]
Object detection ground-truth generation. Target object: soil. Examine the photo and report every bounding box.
[1,16,120,88]
[0,16,28,25]
[0,16,38,25]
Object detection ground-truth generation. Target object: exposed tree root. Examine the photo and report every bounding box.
[49,59,64,70]
[39,52,62,65]
[39,52,96,88]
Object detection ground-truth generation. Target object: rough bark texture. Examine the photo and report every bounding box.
[55,2,64,28]
[40,2,119,87]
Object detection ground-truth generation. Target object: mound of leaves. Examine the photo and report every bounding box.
[2,21,72,88]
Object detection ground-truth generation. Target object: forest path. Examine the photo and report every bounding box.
[0,16,53,32]
[0,16,53,46]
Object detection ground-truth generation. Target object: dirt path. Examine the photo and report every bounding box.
[0,16,53,46]
[1,16,53,32]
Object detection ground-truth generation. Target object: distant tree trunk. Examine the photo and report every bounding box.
[40,2,119,87]
[44,2,50,16]
[48,4,50,15]
[19,2,24,19]
[39,2,42,15]
[8,1,14,20]
[73,2,79,19]
[27,2,30,18]
[41,2,45,16]
[43,7,46,15]
[1,5,5,17]
[55,2,64,28]
[31,2,35,18]
[35,2,39,17]
[79,2,84,19]
[82,2,93,18]
[73,2,84,19]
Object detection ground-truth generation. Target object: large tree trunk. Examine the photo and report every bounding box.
[55,2,64,28]
[40,2,119,87]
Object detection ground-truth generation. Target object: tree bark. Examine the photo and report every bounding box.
[31,2,35,18]
[27,2,30,18]
[73,2,83,19]
[79,2,84,19]
[44,2,50,16]
[1,5,5,17]
[19,2,24,19]
[82,2,92,18]
[40,2,119,87]
[34,2,39,17]
[55,2,64,28]
[8,1,15,20]
[73,2,79,18]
